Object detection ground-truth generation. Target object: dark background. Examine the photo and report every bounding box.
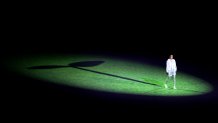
[1,3,218,120]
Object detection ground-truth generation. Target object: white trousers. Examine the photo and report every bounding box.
[165,71,176,87]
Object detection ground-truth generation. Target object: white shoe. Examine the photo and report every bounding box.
[173,86,177,89]
[164,84,168,89]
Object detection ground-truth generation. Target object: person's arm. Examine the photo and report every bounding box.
[166,60,170,73]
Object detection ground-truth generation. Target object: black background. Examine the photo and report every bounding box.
[1,2,218,120]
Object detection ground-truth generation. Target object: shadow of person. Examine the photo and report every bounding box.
[28,61,105,69]
[27,60,160,87]
[68,61,105,67]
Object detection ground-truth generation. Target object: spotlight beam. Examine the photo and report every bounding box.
[28,61,206,93]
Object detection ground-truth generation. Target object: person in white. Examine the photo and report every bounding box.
[165,54,177,89]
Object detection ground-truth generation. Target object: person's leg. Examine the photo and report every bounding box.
[165,74,170,88]
[173,74,176,89]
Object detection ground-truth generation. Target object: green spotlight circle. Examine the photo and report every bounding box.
[6,54,213,96]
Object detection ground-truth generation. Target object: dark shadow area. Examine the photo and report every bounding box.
[1,7,218,119]
[27,60,160,86]
[28,61,105,69]
[28,65,68,69]
[69,61,105,67]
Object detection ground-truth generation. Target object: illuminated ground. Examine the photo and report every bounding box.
[5,54,213,96]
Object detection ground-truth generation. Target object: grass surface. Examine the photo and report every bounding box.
[5,54,213,96]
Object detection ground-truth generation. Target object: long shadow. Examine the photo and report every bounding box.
[28,61,160,87]
[27,61,105,69]
[73,66,158,86]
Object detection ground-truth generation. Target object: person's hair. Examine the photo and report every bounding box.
[169,54,173,58]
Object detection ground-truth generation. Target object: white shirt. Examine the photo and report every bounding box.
[166,59,177,73]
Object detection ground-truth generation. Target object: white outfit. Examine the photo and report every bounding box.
[165,58,177,89]
[166,59,177,77]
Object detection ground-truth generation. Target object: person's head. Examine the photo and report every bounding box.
[170,55,173,59]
